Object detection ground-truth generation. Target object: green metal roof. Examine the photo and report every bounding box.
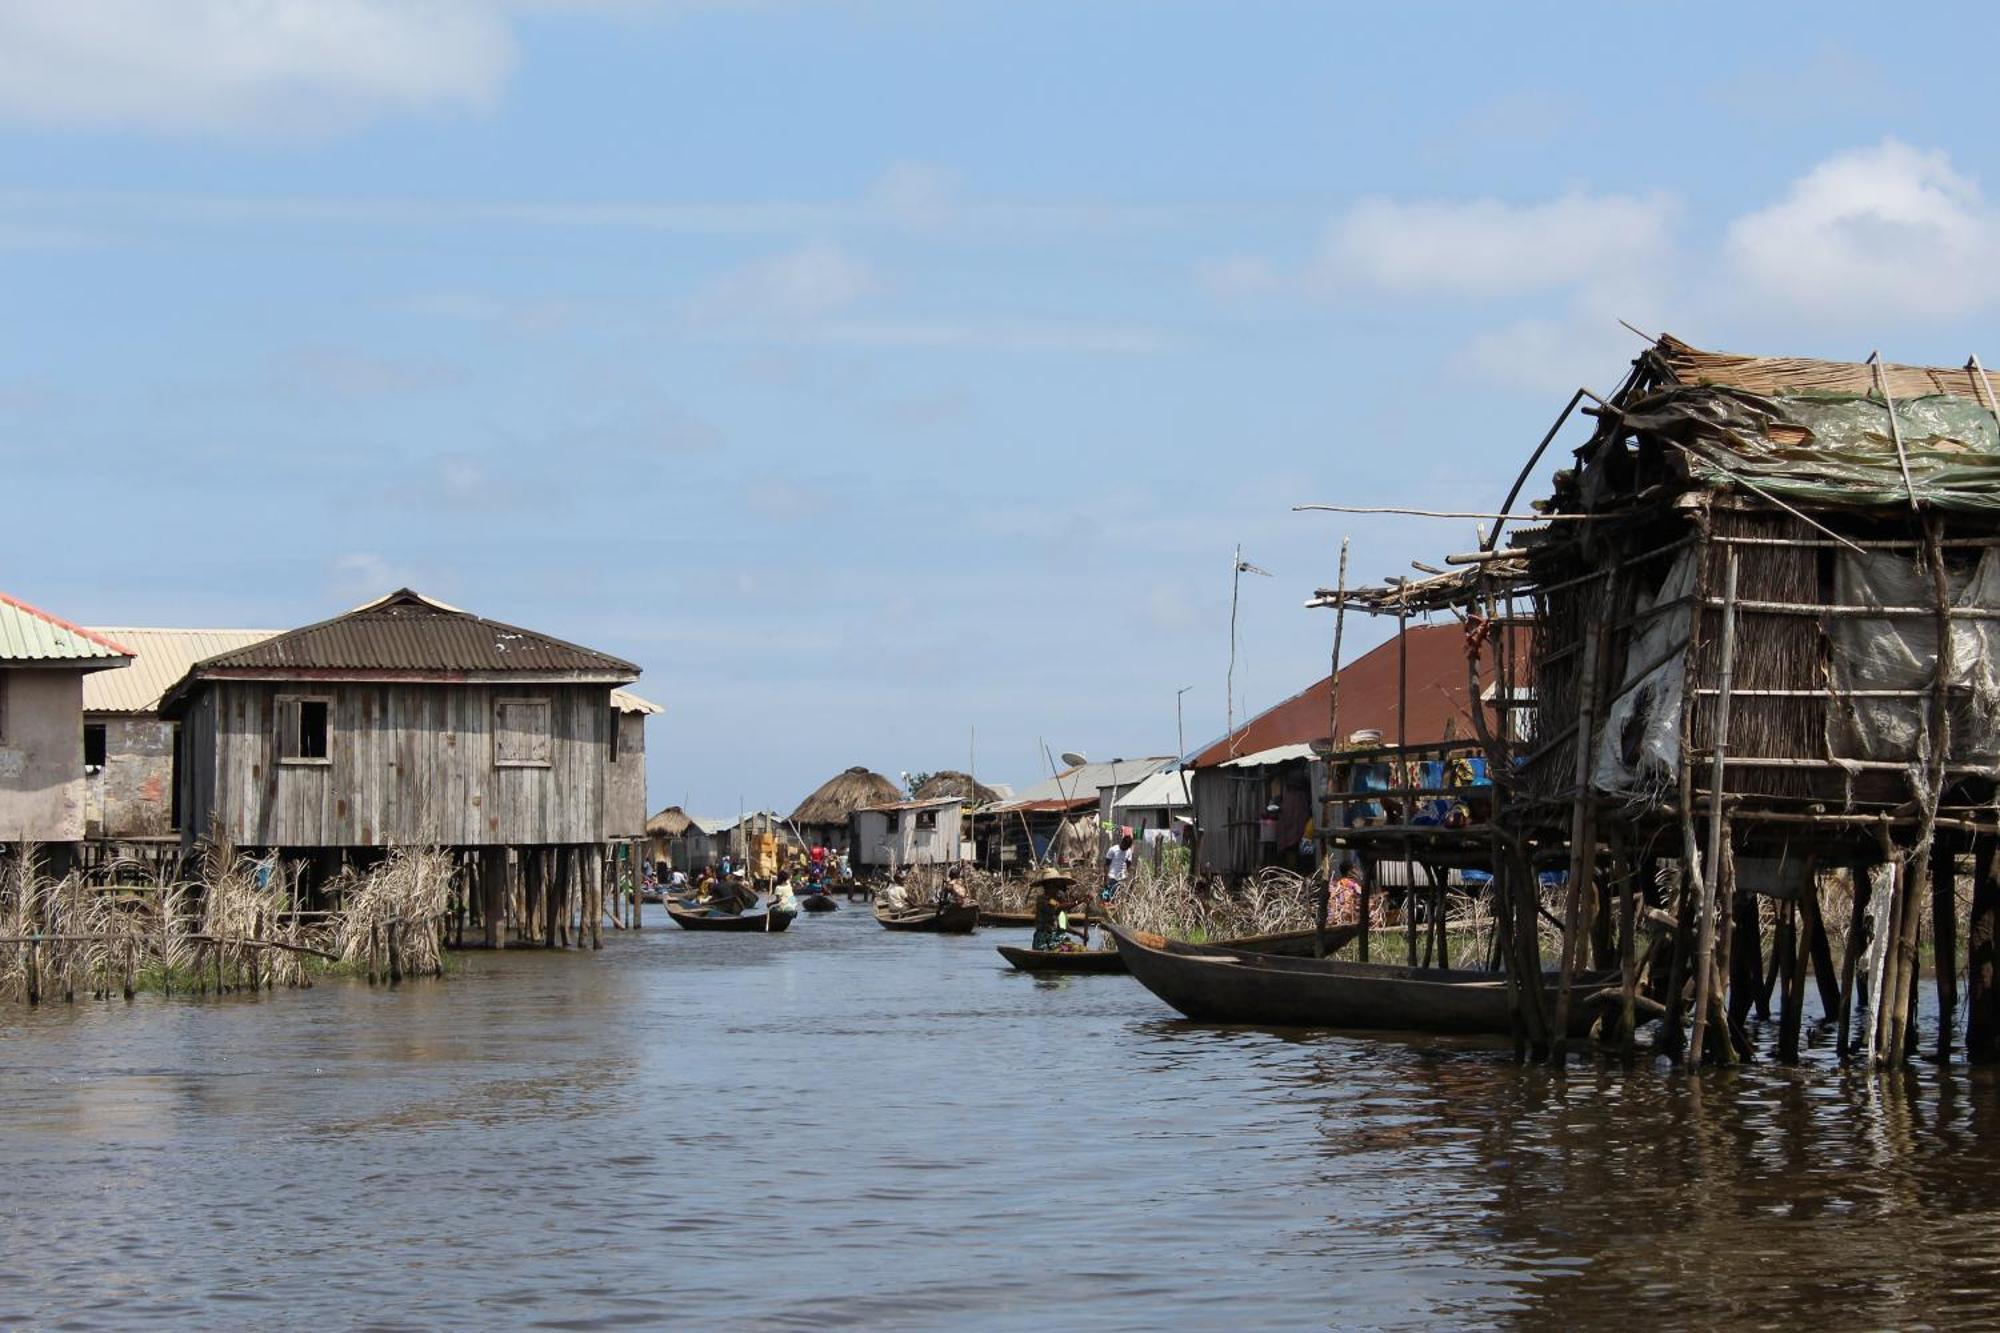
[0,592,132,664]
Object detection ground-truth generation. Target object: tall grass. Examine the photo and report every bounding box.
[0,842,460,1005]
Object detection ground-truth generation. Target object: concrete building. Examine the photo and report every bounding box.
[0,593,131,869]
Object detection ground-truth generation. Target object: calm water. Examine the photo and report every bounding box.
[3,907,1998,1330]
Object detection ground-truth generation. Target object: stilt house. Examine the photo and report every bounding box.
[1326,335,2000,1067]
[0,593,131,871]
[160,589,642,944]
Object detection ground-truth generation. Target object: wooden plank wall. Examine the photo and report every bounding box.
[203,681,609,847]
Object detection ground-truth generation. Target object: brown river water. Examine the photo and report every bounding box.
[4,905,1998,1330]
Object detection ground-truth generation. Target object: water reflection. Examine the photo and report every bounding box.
[0,908,1994,1329]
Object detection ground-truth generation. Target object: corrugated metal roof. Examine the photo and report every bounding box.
[1111,770,1192,810]
[612,689,661,715]
[1216,743,1318,769]
[0,593,132,665]
[83,628,279,713]
[186,589,639,678]
[1008,757,1175,805]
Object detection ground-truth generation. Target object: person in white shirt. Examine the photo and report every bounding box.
[1102,833,1136,903]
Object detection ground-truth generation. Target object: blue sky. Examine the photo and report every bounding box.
[5,1,2000,816]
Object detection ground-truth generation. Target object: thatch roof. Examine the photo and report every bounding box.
[789,766,902,827]
[911,770,1002,804]
[646,806,694,837]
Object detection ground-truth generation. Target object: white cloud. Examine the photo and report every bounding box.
[1724,140,2000,321]
[868,162,956,231]
[0,0,516,135]
[686,241,877,327]
[1315,189,1676,298]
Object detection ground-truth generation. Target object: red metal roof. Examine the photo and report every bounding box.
[1190,622,1527,768]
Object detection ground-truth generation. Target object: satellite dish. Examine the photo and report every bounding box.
[1060,751,1088,768]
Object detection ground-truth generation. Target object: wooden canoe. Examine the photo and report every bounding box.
[874,902,981,934]
[666,901,797,933]
[1210,924,1361,957]
[996,945,1127,974]
[800,893,840,913]
[1108,924,1587,1037]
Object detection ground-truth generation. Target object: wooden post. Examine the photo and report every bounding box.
[1689,551,1740,1067]
[1317,537,1349,961]
[1934,840,1959,1062]
[1729,890,1762,1030]
[1968,837,2000,1063]
[589,852,604,950]
[482,848,507,949]
[1553,557,1620,1062]
[387,919,403,985]
[1836,860,1874,1061]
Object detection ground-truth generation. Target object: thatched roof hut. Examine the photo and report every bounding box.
[911,770,1002,805]
[789,766,902,829]
[646,806,695,839]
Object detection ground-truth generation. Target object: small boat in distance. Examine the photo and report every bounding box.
[1108,924,1585,1037]
[666,900,797,933]
[996,945,1127,974]
[874,902,980,934]
[800,893,840,913]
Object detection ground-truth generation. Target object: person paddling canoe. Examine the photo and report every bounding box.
[1030,868,1087,953]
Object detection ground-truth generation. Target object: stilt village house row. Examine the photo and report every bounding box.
[160,590,645,892]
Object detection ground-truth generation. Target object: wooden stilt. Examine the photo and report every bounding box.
[1968,837,2000,1063]
[1729,890,1762,1031]
[1934,840,1959,1062]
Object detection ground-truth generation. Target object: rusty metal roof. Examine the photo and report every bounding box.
[0,592,132,666]
[83,628,279,712]
[181,589,640,679]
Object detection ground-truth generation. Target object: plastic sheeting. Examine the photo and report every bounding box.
[1622,389,2000,513]
[1826,548,2000,766]
[1592,549,1697,793]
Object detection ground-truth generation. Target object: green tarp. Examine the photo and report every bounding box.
[1625,388,2000,512]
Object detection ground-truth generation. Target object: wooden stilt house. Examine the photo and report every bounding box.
[1324,336,2000,1067]
[160,589,643,947]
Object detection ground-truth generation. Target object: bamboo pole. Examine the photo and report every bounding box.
[1935,843,1959,1062]
[1317,538,1349,959]
[1689,551,1740,1066]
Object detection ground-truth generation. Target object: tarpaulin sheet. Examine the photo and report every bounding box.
[1826,549,2000,767]
[1592,549,1696,794]
[1622,388,2000,513]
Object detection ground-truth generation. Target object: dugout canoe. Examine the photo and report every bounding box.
[800,893,840,913]
[1209,924,1361,957]
[874,902,981,934]
[995,945,1128,974]
[666,901,797,933]
[1108,924,1583,1037]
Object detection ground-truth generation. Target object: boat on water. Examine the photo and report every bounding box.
[1206,924,1362,957]
[874,901,981,934]
[995,944,1127,974]
[666,900,798,933]
[1107,924,1586,1037]
[800,893,840,913]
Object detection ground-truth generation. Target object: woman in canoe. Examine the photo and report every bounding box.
[1030,868,1087,953]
